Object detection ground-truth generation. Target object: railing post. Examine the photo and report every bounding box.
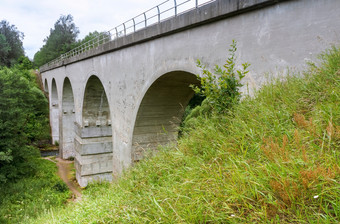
[132,18,136,32]
[174,0,177,16]
[157,5,160,23]
[196,0,198,8]
[123,23,126,36]
[144,12,147,27]
[107,31,111,42]
[115,27,118,38]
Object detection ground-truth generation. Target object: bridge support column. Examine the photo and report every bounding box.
[74,123,113,187]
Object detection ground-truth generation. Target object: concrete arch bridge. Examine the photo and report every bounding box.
[41,0,340,187]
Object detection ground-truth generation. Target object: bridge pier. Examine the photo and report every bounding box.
[74,123,113,187]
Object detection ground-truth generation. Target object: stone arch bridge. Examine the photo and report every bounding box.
[41,0,340,187]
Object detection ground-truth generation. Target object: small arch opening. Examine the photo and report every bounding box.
[60,77,75,159]
[44,79,49,93]
[51,78,59,144]
[82,76,111,127]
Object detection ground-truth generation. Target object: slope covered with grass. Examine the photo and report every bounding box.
[0,159,70,224]
[30,47,339,223]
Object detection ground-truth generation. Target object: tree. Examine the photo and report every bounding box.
[0,20,25,67]
[33,14,79,67]
[0,67,49,183]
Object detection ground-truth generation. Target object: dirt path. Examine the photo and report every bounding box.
[44,157,82,201]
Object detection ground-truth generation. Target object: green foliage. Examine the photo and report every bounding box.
[192,40,250,113]
[0,20,25,67]
[16,56,33,70]
[0,67,49,183]
[75,31,111,48]
[33,14,79,67]
[29,47,340,223]
[0,159,70,224]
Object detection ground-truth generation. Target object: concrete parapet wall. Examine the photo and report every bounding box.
[40,0,288,72]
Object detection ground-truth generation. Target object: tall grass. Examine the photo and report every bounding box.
[30,46,339,223]
[0,159,70,224]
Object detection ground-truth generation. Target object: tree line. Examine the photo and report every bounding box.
[33,14,109,67]
[0,14,105,184]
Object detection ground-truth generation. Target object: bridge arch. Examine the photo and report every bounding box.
[44,78,49,93]
[74,75,113,187]
[60,77,75,159]
[82,75,111,127]
[131,70,199,161]
[51,78,59,144]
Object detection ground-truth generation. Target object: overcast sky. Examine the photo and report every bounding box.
[0,0,204,59]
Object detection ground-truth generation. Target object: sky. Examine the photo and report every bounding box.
[0,0,189,59]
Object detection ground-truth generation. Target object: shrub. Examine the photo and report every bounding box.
[0,67,49,183]
[191,40,250,113]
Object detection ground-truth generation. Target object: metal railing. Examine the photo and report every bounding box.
[43,0,215,68]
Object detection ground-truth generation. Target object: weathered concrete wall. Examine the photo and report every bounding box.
[41,0,340,186]
[60,78,75,159]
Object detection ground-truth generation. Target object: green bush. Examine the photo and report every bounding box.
[0,67,49,183]
[182,40,250,129]
[0,159,70,224]
[192,40,250,113]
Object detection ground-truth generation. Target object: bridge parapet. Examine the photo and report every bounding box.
[40,0,286,72]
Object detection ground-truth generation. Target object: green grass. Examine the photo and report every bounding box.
[0,158,70,224]
[30,47,339,223]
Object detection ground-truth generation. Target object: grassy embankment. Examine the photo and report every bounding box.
[0,158,70,224]
[30,47,339,223]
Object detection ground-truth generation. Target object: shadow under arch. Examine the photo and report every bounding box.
[44,78,49,93]
[60,77,75,159]
[82,75,111,127]
[74,75,113,187]
[51,78,59,144]
[131,70,200,161]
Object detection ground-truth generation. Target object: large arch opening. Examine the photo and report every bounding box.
[60,77,75,159]
[131,71,200,161]
[51,78,59,144]
[74,75,113,187]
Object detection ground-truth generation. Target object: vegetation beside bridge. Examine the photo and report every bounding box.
[29,47,339,223]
